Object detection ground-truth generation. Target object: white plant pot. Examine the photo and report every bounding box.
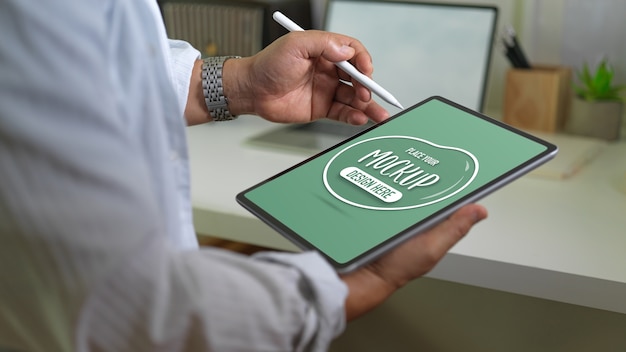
[564,98,623,141]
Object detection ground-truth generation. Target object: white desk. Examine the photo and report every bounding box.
[188,116,626,314]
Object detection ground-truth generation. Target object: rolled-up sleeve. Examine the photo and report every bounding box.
[77,245,347,351]
[167,39,201,117]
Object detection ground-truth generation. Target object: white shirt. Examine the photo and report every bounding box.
[0,0,347,351]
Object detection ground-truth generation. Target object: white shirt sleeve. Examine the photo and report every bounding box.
[0,1,347,351]
[76,245,347,352]
[167,39,201,118]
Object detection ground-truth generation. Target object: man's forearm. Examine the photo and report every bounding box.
[341,269,397,321]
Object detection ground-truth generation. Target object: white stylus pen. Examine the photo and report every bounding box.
[272,11,404,110]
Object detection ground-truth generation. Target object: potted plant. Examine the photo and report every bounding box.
[564,58,625,141]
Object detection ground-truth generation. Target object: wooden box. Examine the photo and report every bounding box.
[503,66,572,132]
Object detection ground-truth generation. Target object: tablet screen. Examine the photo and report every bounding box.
[237,97,557,272]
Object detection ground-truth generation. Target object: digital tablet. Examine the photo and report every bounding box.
[236,96,557,273]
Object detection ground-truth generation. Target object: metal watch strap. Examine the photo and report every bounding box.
[201,56,240,121]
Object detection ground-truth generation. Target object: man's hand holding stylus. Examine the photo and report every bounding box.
[185,30,389,126]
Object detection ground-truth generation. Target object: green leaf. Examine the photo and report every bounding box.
[574,59,624,101]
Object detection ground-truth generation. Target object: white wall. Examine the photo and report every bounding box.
[521,0,626,138]
[521,0,626,79]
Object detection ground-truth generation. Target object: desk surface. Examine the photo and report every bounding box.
[188,116,626,313]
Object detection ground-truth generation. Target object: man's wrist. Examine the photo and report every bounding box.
[221,56,255,117]
[201,56,240,121]
[341,268,397,321]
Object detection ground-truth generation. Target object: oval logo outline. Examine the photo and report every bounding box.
[322,135,479,210]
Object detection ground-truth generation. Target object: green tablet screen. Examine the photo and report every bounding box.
[238,97,556,272]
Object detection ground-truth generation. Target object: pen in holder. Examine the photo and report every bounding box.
[503,65,572,133]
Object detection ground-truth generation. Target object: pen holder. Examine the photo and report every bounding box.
[503,66,572,133]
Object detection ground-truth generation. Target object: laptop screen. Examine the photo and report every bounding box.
[324,0,498,112]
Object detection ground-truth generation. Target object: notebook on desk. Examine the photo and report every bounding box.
[528,132,607,180]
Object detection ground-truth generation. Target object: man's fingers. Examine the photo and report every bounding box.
[420,204,488,257]
[325,83,389,125]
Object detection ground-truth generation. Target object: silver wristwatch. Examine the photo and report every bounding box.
[201,56,240,121]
